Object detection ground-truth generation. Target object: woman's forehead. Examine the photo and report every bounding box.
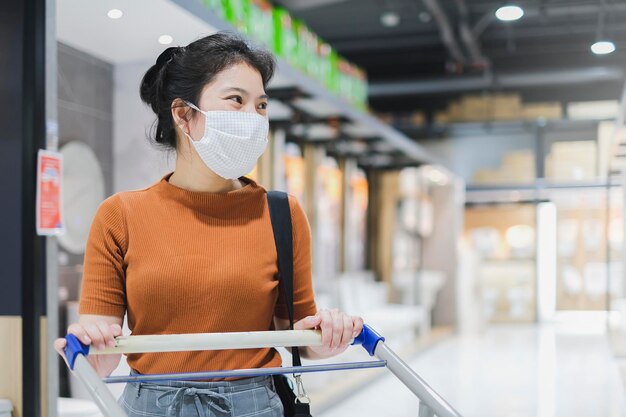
[203,63,265,95]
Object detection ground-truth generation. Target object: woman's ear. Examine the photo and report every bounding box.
[171,98,192,135]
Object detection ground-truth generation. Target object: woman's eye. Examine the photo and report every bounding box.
[228,96,243,104]
[258,102,268,110]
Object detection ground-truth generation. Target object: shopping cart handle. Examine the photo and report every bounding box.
[62,325,385,364]
[64,334,90,370]
[351,324,385,356]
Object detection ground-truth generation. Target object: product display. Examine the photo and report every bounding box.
[247,0,274,49]
[273,7,299,64]
[201,0,226,18]
[197,0,368,108]
[465,204,537,323]
[554,190,624,311]
[222,0,248,33]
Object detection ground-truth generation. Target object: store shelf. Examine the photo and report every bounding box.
[465,178,623,205]
[482,258,536,262]
[394,117,617,140]
[467,178,621,192]
[171,0,439,166]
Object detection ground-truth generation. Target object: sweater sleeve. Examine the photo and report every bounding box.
[274,195,318,321]
[78,194,128,318]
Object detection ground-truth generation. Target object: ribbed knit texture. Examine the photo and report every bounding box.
[79,173,317,377]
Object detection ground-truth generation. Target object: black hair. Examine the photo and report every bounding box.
[139,31,276,150]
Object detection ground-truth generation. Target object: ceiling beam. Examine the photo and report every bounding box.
[325,12,626,55]
[274,0,350,11]
[331,34,441,53]
[369,66,625,97]
[473,2,626,37]
[422,0,465,65]
[455,0,489,69]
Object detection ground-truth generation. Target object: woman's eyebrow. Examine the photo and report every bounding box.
[221,86,269,100]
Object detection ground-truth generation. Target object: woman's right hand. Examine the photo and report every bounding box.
[54,316,123,377]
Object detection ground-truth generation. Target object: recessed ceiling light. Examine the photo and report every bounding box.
[495,5,524,21]
[381,12,400,27]
[591,40,616,55]
[107,9,123,19]
[158,35,174,45]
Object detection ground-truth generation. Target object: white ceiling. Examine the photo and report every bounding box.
[56,0,294,89]
[57,0,217,64]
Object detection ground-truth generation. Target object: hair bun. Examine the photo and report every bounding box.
[156,46,182,67]
[140,47,183,113]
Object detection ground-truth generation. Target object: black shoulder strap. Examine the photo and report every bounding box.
[267,191,302,368]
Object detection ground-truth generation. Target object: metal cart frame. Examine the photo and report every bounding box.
[64,324,462,417]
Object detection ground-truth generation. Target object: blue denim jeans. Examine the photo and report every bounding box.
[117,374,284,417]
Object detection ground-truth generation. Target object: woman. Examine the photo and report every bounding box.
[54,32,363,416]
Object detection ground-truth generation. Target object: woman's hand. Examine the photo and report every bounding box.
[54,315,123,377]
[294,308,364,359]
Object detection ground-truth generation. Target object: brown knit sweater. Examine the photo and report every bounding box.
[79,173,317,376]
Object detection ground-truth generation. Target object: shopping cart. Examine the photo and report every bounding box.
[63,324,462,417]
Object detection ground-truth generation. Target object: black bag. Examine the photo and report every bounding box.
[267,191,313,417]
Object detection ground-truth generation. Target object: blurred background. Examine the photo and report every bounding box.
[2,0,626,416]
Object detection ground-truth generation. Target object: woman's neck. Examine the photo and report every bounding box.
[169,158,242,193]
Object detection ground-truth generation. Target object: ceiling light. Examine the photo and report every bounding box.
[495,5,524,21]
[591,40,616,55]
[158,35,174,45]
[107,9,123,19]
[418,11,432,23]
[381,12,400,27]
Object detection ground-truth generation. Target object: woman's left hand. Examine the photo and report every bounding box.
[294,309,364,359]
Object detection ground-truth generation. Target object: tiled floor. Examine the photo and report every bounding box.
[319,319,626,417]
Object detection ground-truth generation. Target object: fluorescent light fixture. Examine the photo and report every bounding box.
[381,12,400,27]
[107,9,123,19]
[591,40,616,55]
[158,35,174,45]
[495,5,524,21]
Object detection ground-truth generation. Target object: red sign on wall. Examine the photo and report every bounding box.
[36,150,64,236]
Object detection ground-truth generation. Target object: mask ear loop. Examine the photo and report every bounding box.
[179,101,201,142]
[184,100,203,113]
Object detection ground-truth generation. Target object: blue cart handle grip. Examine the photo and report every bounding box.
[351,324,385,356]
[64,334,90,370]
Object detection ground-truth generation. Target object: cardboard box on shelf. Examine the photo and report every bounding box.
[568,100,620,120]
[409,111,426,125]
[448,102,462,121]
[502,150,535,171]
[598,121,626,177]
[434,111,449,124]
[473,169,502,184]
[460,95,491,121]
[377,113,395,124]
[548,141,597,181]
[491,94,522,121]
[499,167,535,183]
[472,150,536,185]
[522,102,563,120]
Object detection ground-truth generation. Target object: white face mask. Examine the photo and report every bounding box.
[183,101,269,180]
